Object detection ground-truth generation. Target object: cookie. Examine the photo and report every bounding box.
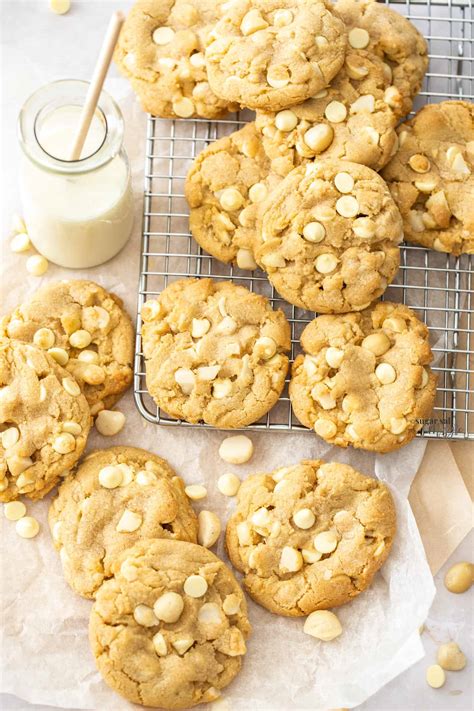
[90,538,251,709]
[185,123,280,269]
[48,446,198,599]
[0,338,90,502]
[205,0,347,111]
[141,278,291,427]
[255,49,399,177]
[382,101,474,255]
[254,160,403,313]
[225,459,396,616]
[1,280,134,414]
[334,0,428,116]
[289,302,437,452]
[115,0,237,119]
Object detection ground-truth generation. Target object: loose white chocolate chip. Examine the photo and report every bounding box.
[279,546,303,572]
[304,610,342,641]
[437,642,467,671]
[26,255,48,276]
[47,347,69,366]
[10,232,31,253]
[303,222,325,243]
[426,664,446,689]
[336,195,359,218]
[175,367,195,395]
[314,530,338,554]
[217,473,240,497]
[198,602,222,625]
[274,8,293,26]
[236,248,257,270]
[240,8,268,35]
[173,97,195,118]
[153,632,168,656]
[267,66,289,89]
[444,561,473,593]
[95,410,126,437]
[325,347,344,369]
[324,101,347,123]
[49,0,70,14]
[219,435,253,464]
[185,484,207,500]
[275,109,298,132]
[409,154,430,173]
[69,329,91,349]
[220,187,244,211]
[98,465,123,489]
[348,27,370,49]
[293,508,316,530]
[223,593,241,615]
[52,433,76,454]
[353,217,376,239]
[198,510,221,548]
[1,426,20,449]
[15,516,40,538]
[153,592,184,623]
[116,509,142,533]
[191,318,210,338]
[304,124,334,153]
[133,604,159,627]
[389,417,408,435]
[375,362,397,384]
[315,253,339,274]
[62,421,82,435]
[152,26,175,45]
[4,501,27,521]
[334,172,355,194]
[314,418,337,438]
[212,379,232,399]
[184,574,208,598]
[172,637,194,655]
[361,332,391,356]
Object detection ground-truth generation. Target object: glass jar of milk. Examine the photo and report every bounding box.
[18,80,134,269]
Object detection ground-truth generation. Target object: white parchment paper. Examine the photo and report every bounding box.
[0,34,436,711]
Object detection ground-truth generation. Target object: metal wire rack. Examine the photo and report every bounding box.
[135,0,473,439]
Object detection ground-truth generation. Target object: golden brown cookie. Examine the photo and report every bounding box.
[185,122,280,269]
[289,302,437,452]
[254,160,403,313]
[90,539,251,709]
[205,0,347,111]
[225,459,396,616]
[141,278,291,427]
[0,338,90,502]
[255,49,399,176]
[115,0,237,119]
[1,280,134,413]
[48,446,198,599]
[382,101,474,255]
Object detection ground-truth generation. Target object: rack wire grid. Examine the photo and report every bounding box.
[135,0,474,440]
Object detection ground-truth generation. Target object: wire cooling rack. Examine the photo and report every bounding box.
[135,0,473,439]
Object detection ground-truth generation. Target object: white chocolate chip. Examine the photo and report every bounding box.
[325,347,344,369]
[217,472,240,497]
[437,642,467,671]
[123,53,137,71]
[153,591,184,623]
[133,604,159,627]
[153,632,168,656]
[315,253,339,274]
[135,470,157,486]
[334,172,355,194]
[248,182,267,204]
[216,315,237,335]
[48,347,69,366]
[314,418,337,439]
[192,318,211,338]
[10,232,31,253]
[345,56,369,80]
[185,484,207,500]
[172,637,194,655]
[251,507,272,532]
[350,94,375,114]
[409,154,430,173]
[302,548,322,564]
[198,510,221,548]
[314,205,336,222]
[7,455,33,477]
[69,329,92,349]
[451,152,471,175]
[267,65,289,89]
[408,209,425,232]
[49,0,70,14]
[52,432,76,454]
[240,8,268,35]
[426,664,446,689]
[219,435,253,464]
[77,349,99,364]
[375,362,397,384]
[324,101,347,123]
[236,521,253,546]
[361,332,391,356]
[223,593,241,615]
[303,222,325,243]
[353,217,376,239]
[336,195,359,218]
[314,530,338,553]
[364,127,380,145]
[4,501,27,521]
[444,561,473,593]
[95,410,126,436]
[62,421,82,435]
[274,8,293,26]
[420,368,430,388]
[212,379,232,399]
[1,426,20,449]
[184,574,208,598]
[32,328,54,350]
[261,252,286,268]
[254,336,277,360]
[197,365,221,381]
[116,509,142,533]
[198,602,222,625]
[348,27,370,49]
[304,124,334,153]
[15,471,35,490]
[152,26,175,45]
[173,97,195,118]
[280,546,303,572]
[189,51,206,68]
[15,516,40,538]
[220,187,244,211]
[26,255,48,276]
[304,610,342,641]
[293,508,316,530]
[98,465,123,489]
[82,364,105,385]
[236,248,257,270]
[175,367,195,395]
[142,300,162,322]
[389,417,407,435]
[275,110,298,132]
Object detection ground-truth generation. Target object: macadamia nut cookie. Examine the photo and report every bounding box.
[255,160,403,313]
[225,459,396,616]
[255,49,399,176]
[382,101,474,255]
[185,123,280,269]
[205,0,347,111]
[1,280,134,413]
[48,446,198,599]
[141,278,291,427]
[289,302,437,452]
[90,539,251,709]
[115,0,237,119]
[0,338,90,502]
[335,0,428,117]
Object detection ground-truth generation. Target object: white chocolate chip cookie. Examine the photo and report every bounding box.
[225,459,396,616]
[48,446,198,598]
[0,338,90,502]
[289,302,437,452]
[205,0,347,111]
[1,280,134,413]
[115,0,238,119]
[185,123,280,268]
[254,160,403,313]
[90,539,251,709]
[382,101,474,255]
[255,49,399,177]
[141,278,291,427]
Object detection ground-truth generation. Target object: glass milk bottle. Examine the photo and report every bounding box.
[18,80,134,269]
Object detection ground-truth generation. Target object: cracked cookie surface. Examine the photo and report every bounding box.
[225,459,396,616]
[49,446,198,599]
[289,301,437,452]
[335,0,428,117]
[115,0,237,119]
[185,123,280,269]
[255,49,399,176]
[0,338,90,502]
[1,280,134,413]
[382,101,474,255]
[254,160,403,313]
[205,0,347,111]
[90,538,251,709]
[141,278,291,427]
